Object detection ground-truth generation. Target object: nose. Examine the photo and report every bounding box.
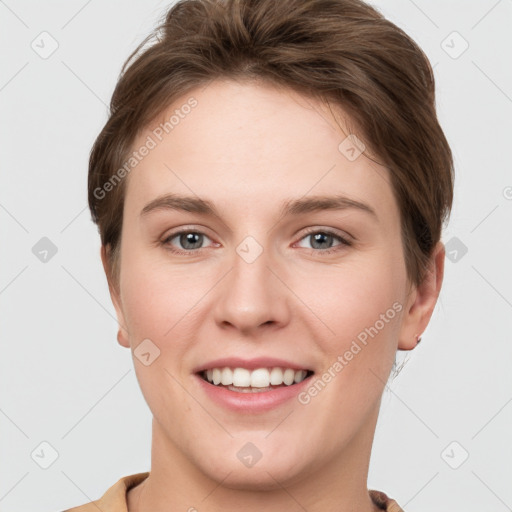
[213,240,291,335]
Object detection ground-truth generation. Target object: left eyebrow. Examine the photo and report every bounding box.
[281,194,378,221]
[140,193,378,222]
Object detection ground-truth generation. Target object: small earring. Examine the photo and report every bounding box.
[415,333,422,344]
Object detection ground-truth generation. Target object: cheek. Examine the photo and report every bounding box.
[117,254,206,412]
[298,254,405,357]
[299,261,404,411]
[119,249,213,346]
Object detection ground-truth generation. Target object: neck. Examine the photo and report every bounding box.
[127,408,382,512]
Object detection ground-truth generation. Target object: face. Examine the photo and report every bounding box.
[105,78,432,488]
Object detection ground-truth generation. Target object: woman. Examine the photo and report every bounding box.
[65,0,453,510]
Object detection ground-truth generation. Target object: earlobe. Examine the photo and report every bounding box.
[397,241,445,351]
[117,328,130,348]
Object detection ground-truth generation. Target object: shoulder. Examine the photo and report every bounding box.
[61,476,399,512]
[369,489,405,511]
[62,472,150,512]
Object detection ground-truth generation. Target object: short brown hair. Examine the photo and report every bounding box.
[89,0,454,292]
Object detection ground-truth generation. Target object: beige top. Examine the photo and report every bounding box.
[62,472,405,511]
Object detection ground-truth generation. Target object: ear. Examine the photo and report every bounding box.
[397,241,445,350]
[100,245,130,348]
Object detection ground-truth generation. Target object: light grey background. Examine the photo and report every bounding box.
[1,1,511,511]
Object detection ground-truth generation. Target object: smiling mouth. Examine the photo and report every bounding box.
[197,367,315,393]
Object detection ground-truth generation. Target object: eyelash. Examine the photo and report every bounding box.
[161,227,352,256]
[298,227,353,255]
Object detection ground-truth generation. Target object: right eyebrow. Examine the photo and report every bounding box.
[140,193,218,217]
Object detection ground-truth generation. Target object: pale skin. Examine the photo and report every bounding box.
[100,78,445,512]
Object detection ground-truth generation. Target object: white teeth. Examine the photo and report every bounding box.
[221,367,233,385]
[250,368,270,388]
[233,368,251,387]
[283,368,295,385]
[269,367,284,385]
[202,366,311,388]
[294,369,306,383]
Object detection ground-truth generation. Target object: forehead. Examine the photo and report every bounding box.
[125,79,397,222]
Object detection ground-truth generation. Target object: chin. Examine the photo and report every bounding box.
[195,446,310,491]
[210,465,304,491]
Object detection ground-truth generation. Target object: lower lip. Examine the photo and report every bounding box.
[194,373,314,413]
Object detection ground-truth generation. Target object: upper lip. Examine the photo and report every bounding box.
[193,357,314,374]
